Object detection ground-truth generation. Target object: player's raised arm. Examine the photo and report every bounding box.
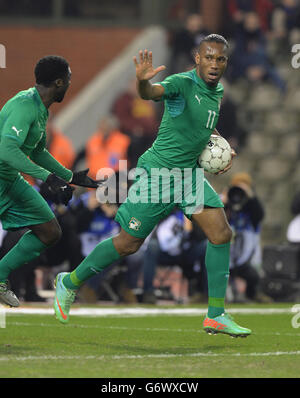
[133,49,166,101]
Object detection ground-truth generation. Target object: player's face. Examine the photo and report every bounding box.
[55,67,72,102]
[195,42,228,86]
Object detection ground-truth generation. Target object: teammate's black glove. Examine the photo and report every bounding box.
[45,174,74,206]
[70,168,105,188]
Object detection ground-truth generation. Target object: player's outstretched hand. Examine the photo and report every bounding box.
[133,49,166,81]
[45,174,74,206]
[216,149,237,175]
[70,168,105,189]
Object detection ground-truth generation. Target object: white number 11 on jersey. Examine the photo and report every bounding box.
[206,110,216,129]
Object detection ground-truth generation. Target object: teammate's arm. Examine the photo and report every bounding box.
[134,49,166,100]
[32,137,102,188]
[31,136,73,182]
[0,140,51,181]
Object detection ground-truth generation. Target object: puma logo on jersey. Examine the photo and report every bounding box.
[12,126,22,136]
[195,95,202,104]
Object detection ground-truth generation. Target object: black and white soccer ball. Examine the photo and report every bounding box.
[198,134,232,174]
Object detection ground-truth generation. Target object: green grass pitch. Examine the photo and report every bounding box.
[0,304,299,378]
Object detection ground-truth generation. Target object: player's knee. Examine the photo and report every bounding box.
[119,242,141,256]
[209,226,232,245]
[113,229,145,257]
[44,223,62,246]
[115,238,143,257]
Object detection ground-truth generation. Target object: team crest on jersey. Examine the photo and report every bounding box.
[128,217,141,231]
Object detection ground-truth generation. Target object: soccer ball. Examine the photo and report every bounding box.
[198,134,232,174]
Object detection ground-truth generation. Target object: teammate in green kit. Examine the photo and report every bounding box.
[0,55,100,307]
[54,35,251,337]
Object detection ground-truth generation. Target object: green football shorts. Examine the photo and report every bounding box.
[0,174,55,231]
[115,156,223,238]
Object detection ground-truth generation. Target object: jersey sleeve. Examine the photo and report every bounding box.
[154,74,185,101]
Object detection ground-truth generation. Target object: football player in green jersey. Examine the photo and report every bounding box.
[0,55,100,307]
[55,35,251,337]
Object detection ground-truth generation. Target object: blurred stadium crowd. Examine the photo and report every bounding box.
[1,0,300,304]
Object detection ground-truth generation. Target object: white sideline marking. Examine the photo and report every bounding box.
[9,321,199,333]
[0,351,299,362]
[4,307,293,317]
[8,321,300,337]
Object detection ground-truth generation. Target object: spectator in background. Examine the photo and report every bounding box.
[46,114,75,170]
[221,172,271,303]
[112,79,159,167]
[169,13,209,74]
[229,11,286,93]
[271,0,300,47]
[84,114,130,179]
[227,0,274,33]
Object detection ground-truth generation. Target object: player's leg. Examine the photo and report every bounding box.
[0,218,61,282]
[64,227,145,289]
[30,217,62,246]
[192,207,232,316]
[180,174,251,337]
[0,178,59,307]
[192,207,251,337]
[53,194,162,323]
[53,158,175,323]
[54,228,145,323]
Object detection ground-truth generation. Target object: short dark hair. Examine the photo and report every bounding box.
[199,34,229,50]
[34,55,69,87]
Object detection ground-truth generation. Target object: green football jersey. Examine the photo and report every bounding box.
[0,87,72,182]
[142,69,224,169]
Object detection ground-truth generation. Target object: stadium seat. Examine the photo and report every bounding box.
[284,88,300,110]
[246,85,280,111]
[246,132,275,156]
[258,157,291,181]
[277,134,299,158]
[264,110,298,135]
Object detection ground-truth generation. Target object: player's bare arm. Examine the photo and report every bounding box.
[133,49,166,100]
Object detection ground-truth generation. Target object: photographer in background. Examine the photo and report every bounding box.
[222,172,271,303]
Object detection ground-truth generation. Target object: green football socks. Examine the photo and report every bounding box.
[205,241,230,318]
[0,230,48,282]
[63,237,121,290]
